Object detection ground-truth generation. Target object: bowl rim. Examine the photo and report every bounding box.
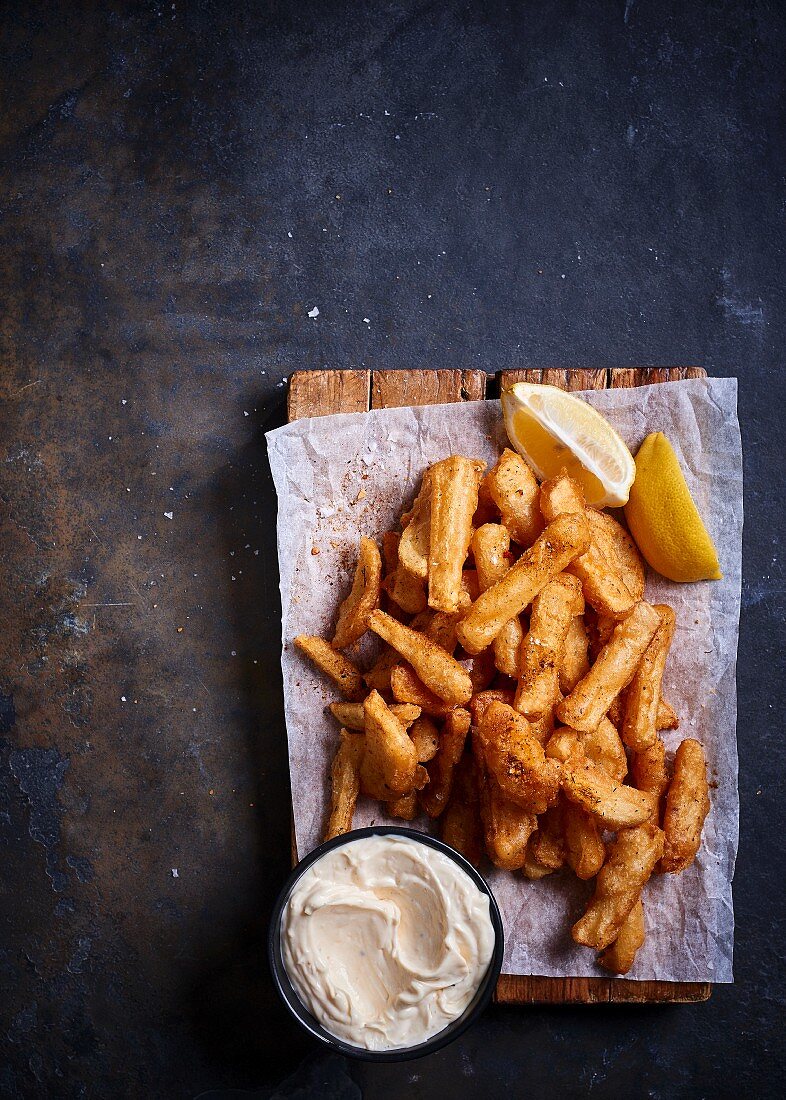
[267,825,505,1062]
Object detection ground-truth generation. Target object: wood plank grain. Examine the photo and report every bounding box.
[495,975,711,1004]
[371,369,486,408]
[287,369,370,420]
[499,368,607,393]
[286,366,712,1006]
[609,367,707,388]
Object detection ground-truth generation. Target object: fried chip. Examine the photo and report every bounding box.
[659,739,710,874]
[557,601,661,732]
[560,615,591,695]
[476,701,561,814]
[472,523,524,677]
[630,736,669,809]
[563,800,605,880]
[294,634,365,701]
[515,573,583,719]
[572,822,664,950]
[456,512,591,655]
[329,700,421,732]
[598,899,646,975]
[324,728,365,840]
[359,689,419,800]
[622,604,677,751]
[486,448,543,547]
[390,662,454,718]
[399,471,432,580]
[332,537,383,649]
[428,456,485,613]
[369,609,473,705]
[420,708,472,818]
[408,714,441,762]
[540,473,636,619]
[562,752,655,829]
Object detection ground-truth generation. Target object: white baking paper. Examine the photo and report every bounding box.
[266,377,741,982]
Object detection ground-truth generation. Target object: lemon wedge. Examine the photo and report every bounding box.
[501,382,635,507]
[624,432,721,583]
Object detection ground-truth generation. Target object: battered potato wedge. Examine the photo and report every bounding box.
[522,839,558,880]
[359,690,420,800]
[424,610,462,654]
[387,791,418,820]
[472,523,511,589]
[598,899,645,975]
[294,635,365,701]
[399,472,432,580]
[659,739,710,874]
[622,604,676,751]
[420,708,472,818]
[383,562,428,614]
[546,719,628,783]
[456,512,591,654]
[441,754,483,866]
[476,701,561,814]
[557,601,661,732]
[657,698,680,730]
[390,662,454,718]
[560,615,591,694]
[528,705,557,746]
[540,473,636,619]
[428,457,485,613]
[329,700,421,731]
[515,573,583,719]
[475,749,538,872]
[468,647,497,694]
[528,802,566,871]
[469,688,515,726]
[324,729,365,840]
[369,609,473,706]
[630,736,669,807]
[562,753,655,829]
[363,645,399,694]
[486,448,543,547]
[473,473,499,526]
[332,537,383,649]
[563,800,605,880]
[472,523,523,677]
[408,714,441,762]
[586,509,645,602]
[572,823,664,950]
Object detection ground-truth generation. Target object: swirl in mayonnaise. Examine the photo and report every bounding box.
[281,835,495,1051]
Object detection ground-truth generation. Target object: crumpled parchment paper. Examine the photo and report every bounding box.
[266,377,741,982]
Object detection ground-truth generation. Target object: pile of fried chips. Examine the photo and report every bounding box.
[295,448,710,974]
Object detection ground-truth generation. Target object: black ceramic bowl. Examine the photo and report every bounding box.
[268,825,504,1062]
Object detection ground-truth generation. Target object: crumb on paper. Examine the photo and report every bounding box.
[308,306,320,318]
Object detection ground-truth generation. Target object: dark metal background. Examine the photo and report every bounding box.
[1,1,784,1097]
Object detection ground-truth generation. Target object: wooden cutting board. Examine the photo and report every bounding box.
[286,366,711,1006]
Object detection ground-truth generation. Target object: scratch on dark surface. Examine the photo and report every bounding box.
[66,854,95,883]
[67,936,92,975]
[8,746,70,892]
[7,378,42,398]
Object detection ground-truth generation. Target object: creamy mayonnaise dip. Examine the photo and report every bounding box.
[281,834,495,1051]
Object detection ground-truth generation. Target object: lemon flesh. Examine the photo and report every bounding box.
[624,432,721,583]
[501,383,635,507]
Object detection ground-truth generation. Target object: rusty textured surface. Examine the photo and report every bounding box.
[1,2,785,1098]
